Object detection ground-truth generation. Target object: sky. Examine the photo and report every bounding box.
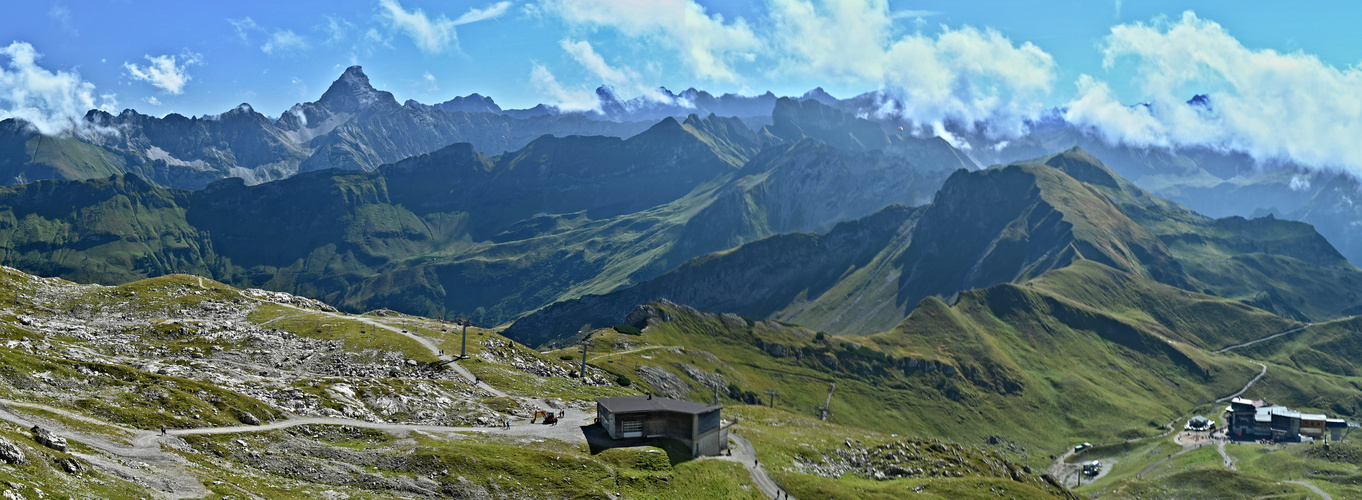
[4,0,1362,172]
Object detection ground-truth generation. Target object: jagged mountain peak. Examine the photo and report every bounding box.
[800,87,839,105]
[316,65,399,113]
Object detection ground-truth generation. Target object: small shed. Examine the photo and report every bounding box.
[596,395,727,457]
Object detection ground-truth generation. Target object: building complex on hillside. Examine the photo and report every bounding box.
[1227,398,1350,441]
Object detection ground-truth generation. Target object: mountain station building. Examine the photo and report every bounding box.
[1228,397,1352,441]
[595,395,728,457]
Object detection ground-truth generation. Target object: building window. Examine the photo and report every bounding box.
[622,419,643,438]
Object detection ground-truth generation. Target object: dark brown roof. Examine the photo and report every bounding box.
[596,396,722,415]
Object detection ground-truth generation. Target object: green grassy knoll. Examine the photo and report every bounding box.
[1027,261,1300,350]
[1236,315,1362,377]
[1083,441,1349,499]
[179,425,763,500]
[246,303,438,363]
[729,405,1074,499]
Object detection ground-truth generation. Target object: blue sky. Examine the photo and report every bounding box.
[2,0,1357,117]
[6,1,1362,175]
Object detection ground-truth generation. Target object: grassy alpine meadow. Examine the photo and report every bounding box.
[728,405,1072,499]
[245,303,440,363]
[596,273,1270,468]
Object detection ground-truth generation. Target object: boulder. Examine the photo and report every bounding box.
[30,427,66,453]
[56,457,87,474]
[0,437,24,464]
[238,411,262,425]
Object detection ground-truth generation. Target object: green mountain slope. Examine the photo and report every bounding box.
[511,148,1362,345]
[1036,147,1362,320]
[572,261,1280,457]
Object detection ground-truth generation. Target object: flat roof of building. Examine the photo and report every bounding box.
[1256,406,1302,422]
[597,396,723,415]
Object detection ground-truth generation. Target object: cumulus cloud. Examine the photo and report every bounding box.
[544,0,761,82]
[124,51,201,94]
[144,96,162,106]
[529,63,599,112]
[262,29,310,56]
[0,42,115,135]
[1066,11,1362,173]
[770,0,1056,141]
[379,0,509,55]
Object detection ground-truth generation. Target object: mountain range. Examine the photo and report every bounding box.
[0,96,970,331]
[8,65,1362,275]
[507,148,1362,346]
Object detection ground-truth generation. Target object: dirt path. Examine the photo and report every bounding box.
[723,432,795,500]
[1286,480,1333,500]
[0,395,600,498]
[1046,447,1076,479]
[1216,362,1267,403]
[0,399,208,499]
[1216,440,1235,470]
[1136,446,1194,479]
[592,345,679,359]
[1213,324,1313,353]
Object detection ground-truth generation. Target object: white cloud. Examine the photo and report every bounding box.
[377,0,505,55]
[544,0,761,82]
[229,17,261,43]
[262,30,310,56]
[321,15,354,45]
[454,1,512,24]
[529,62,599,112]
[49,4,77,36]
[1065,11,1362,174]
[770,0,1056,140]
[124,51,201,94]
[889,9,939,19]
[559,39,673,104]
[144,96,162,106]
[378,0,458,54]
[560,39,628,86]
[98,93,117,113]
[0,42,115,135]
[422,71,439,93]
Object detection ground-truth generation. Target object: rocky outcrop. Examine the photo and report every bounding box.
[56,457,87,474]
[625,304,672,329]
[30,427,65,453]
[0,437,24,465]
[635,366,691,400]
